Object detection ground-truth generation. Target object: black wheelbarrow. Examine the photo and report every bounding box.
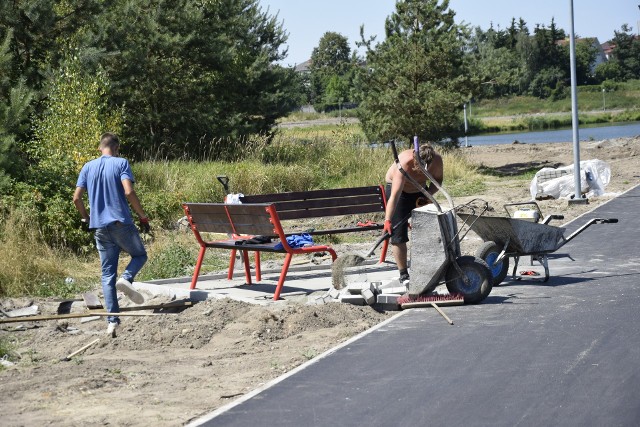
[456,201,618,285]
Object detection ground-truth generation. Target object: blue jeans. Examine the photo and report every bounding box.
[95,222,148,323]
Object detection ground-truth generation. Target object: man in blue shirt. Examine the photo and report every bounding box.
[73,133,150,337]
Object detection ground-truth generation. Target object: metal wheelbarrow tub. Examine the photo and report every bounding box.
[457,212,618,284]
[456,214,566,255]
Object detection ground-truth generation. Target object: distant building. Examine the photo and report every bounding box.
[557,37,607,72]
[601,41,614,60]
[294,59,312,74]
[602,35,640,60]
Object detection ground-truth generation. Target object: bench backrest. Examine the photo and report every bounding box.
[239,185,386,220]
[182,203,280,237]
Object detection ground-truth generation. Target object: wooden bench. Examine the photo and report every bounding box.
[182,202,339,301]
[184,185,389,300]
[228,185,389,279]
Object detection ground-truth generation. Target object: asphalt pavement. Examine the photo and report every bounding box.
[188,184,640,427]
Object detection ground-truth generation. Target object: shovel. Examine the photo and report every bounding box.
[331,213,411,290]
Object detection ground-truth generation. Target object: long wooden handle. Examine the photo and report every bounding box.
[0,311,170,324]
[63,338,100,360]
[430,302,454,325]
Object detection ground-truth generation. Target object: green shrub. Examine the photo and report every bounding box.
[138,240,196,281]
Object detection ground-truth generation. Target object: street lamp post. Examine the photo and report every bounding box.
[463,103,469,147]
[568,0,587,205]
[602,88,606,111]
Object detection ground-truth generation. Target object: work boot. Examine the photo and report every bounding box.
[400,273,410,287]
[115,278,145,304]
[106,321,119,338]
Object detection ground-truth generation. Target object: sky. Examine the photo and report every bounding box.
[258,0,640,66]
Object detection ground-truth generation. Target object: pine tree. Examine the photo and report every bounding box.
[355,0,473,144]
[0,30,31,192]
[92,0,300,158]
[310,31,352,111]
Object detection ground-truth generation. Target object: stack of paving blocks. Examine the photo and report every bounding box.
[307,279,409,311]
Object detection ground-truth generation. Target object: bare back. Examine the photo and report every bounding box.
[385,149,443,194]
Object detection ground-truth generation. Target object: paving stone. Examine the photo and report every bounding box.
[381,286,408,295]
[361,288,376,305]
[376,293,400,304]
[339,295,366,306]
[347,282,369,294]
[326,287,341,299]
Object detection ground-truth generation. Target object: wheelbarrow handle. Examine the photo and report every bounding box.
[556,217,618,250]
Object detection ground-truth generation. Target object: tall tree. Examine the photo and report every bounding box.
[355,0,474,143]
[309,31,352,111]
[91,0,299,158]
[0,30,31,192]
[607,24,640,80]
[0,0,103,91]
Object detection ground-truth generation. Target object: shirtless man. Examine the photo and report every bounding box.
[384,143,444,286]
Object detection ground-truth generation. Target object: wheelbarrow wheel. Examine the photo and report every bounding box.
[476,241,509,286]
[445,256,492,304]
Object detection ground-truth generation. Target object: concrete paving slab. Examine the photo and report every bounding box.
[135,259,400,304]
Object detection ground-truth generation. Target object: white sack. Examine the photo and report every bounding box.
[224,193,244,204]
[529,159,611,200]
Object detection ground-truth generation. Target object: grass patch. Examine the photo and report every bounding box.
[471,80,640,118]
[0,208,96,298]
[0,336,16,369]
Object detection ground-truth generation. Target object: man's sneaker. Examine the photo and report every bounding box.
[106,321,118,338]
[115,278,145,304]
[400,273,410,287]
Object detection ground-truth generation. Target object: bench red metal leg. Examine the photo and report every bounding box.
[255,252,261,282]
[273,253,293,301]
[191,246,207,290]
[242,250,252,284]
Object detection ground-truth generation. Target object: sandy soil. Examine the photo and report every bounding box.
[1,136,639,426]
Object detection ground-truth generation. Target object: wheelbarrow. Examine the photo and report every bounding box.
[456,201,618,285]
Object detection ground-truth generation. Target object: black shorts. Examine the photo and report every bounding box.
[385,183,423,244]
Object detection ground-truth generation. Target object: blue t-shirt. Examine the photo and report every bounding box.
[76,155,135,229]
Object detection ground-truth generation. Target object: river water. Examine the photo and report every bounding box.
[465,121,640,146]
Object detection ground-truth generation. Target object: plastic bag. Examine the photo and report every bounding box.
[529,159,611,200]
[224,193,244,204]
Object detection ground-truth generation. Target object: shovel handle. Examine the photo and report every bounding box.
[61,338,100,361]
[365,231,390,258]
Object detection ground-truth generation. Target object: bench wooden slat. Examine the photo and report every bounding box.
[301,225,382,236]
[241,185,383,203]
[277,204,386,220]
[184,203,277,236]
[268,194,384,212]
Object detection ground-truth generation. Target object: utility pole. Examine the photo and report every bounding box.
[463,103,469,148]
[568,0,587,205]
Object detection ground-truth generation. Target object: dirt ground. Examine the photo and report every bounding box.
[1,136,639,426]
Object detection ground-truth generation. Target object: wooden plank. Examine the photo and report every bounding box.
[277,203,385,220]
[241,186,382,203]
[90,300,194,312]
[272,194,384,212]
[82,292,103,309]
[0,311,171,324]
